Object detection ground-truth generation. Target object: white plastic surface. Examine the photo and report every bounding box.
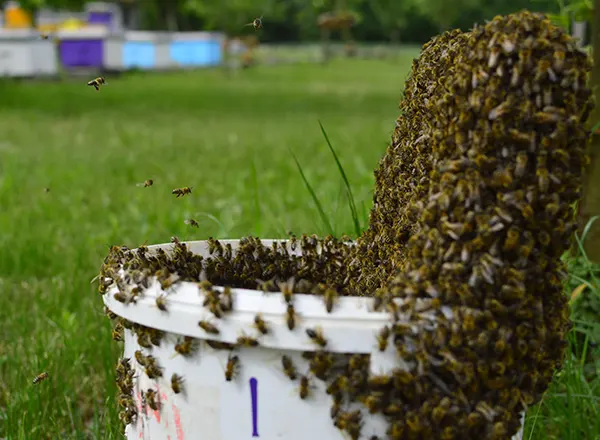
[105,239,526,440]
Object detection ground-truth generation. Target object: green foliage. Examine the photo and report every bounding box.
[182,0,285,36]
[369,0,415,32]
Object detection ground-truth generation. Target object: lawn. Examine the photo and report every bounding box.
[0,57,599,440]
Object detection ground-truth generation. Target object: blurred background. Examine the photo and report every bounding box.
[0,0,591,74]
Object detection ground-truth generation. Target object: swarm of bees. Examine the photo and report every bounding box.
[100,10,591,440]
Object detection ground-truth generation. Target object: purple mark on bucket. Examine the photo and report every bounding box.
[250,377,259,436]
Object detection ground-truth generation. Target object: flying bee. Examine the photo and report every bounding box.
[87,76,106,91]
[244,14,264,30]
[377,326,390,352]
[306,327,327,348]
[171,373,184,394]
[185,218,199,228]
[155,294,168,312]
[237,333,259,347]
[43,187,50,193]
[172,187,192,198]
[323,287,338,313]
[33,372,49,384]
[253,313,270,335]
[198,319,220,335]
[286,304,297,330]
[225,354,240,381]
[136,179,153,187]
[281,355,297,380]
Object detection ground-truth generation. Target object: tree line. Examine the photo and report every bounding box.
[3,0,574,43]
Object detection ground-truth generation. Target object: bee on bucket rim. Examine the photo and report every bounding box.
[172,187,192,198]
[33,372,49,384]
[87,76,106,91]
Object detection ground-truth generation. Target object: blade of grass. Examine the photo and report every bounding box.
[574,216,599,261]
[289,148,334,236]
[249,157,262,236]
[318,120,361,237]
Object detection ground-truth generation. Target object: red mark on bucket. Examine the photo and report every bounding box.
[250,377,259,437]
[161,392,169,429]
[172,403,184,440]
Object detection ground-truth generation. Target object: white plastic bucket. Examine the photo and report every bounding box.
[104,239,526,440]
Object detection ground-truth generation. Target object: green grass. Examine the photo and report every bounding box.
[0,57,598,440]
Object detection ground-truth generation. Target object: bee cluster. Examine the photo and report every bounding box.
[99,11,592,440]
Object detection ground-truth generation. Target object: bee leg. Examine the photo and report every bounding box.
[94,85,99,91]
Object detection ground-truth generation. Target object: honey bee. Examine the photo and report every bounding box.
[298,375,311,399]
[206,340,235,350]
[221,286,234,312]
[155,294,168,311]
[43,187,50,193]
[134,350,147,367]
[112,322,124,341]
[198,319,220,334]
[306,327,327,348]
[172,187,192,198]
[323,287,338,313]
[286,304,297,330]
[244,14,264,30]
[171,373,184,394]
[32,372,49,384]
[145,389,159,411]
[253,314,270,335]
[87,76,106,91]
[136,179,153,187]
[225,354,240,381]
[334,410,363,439]
[174,336,197,357]
[144,355,163,378]
[237,333,259,347]
[278,277,295,303]
[113,292,129,303]
[377,326,390,351]
[184,218,199,228]
[281,355,297,380]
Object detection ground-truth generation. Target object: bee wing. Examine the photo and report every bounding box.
[136,182,145,187]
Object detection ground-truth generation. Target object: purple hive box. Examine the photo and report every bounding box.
[56,27,108,69]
